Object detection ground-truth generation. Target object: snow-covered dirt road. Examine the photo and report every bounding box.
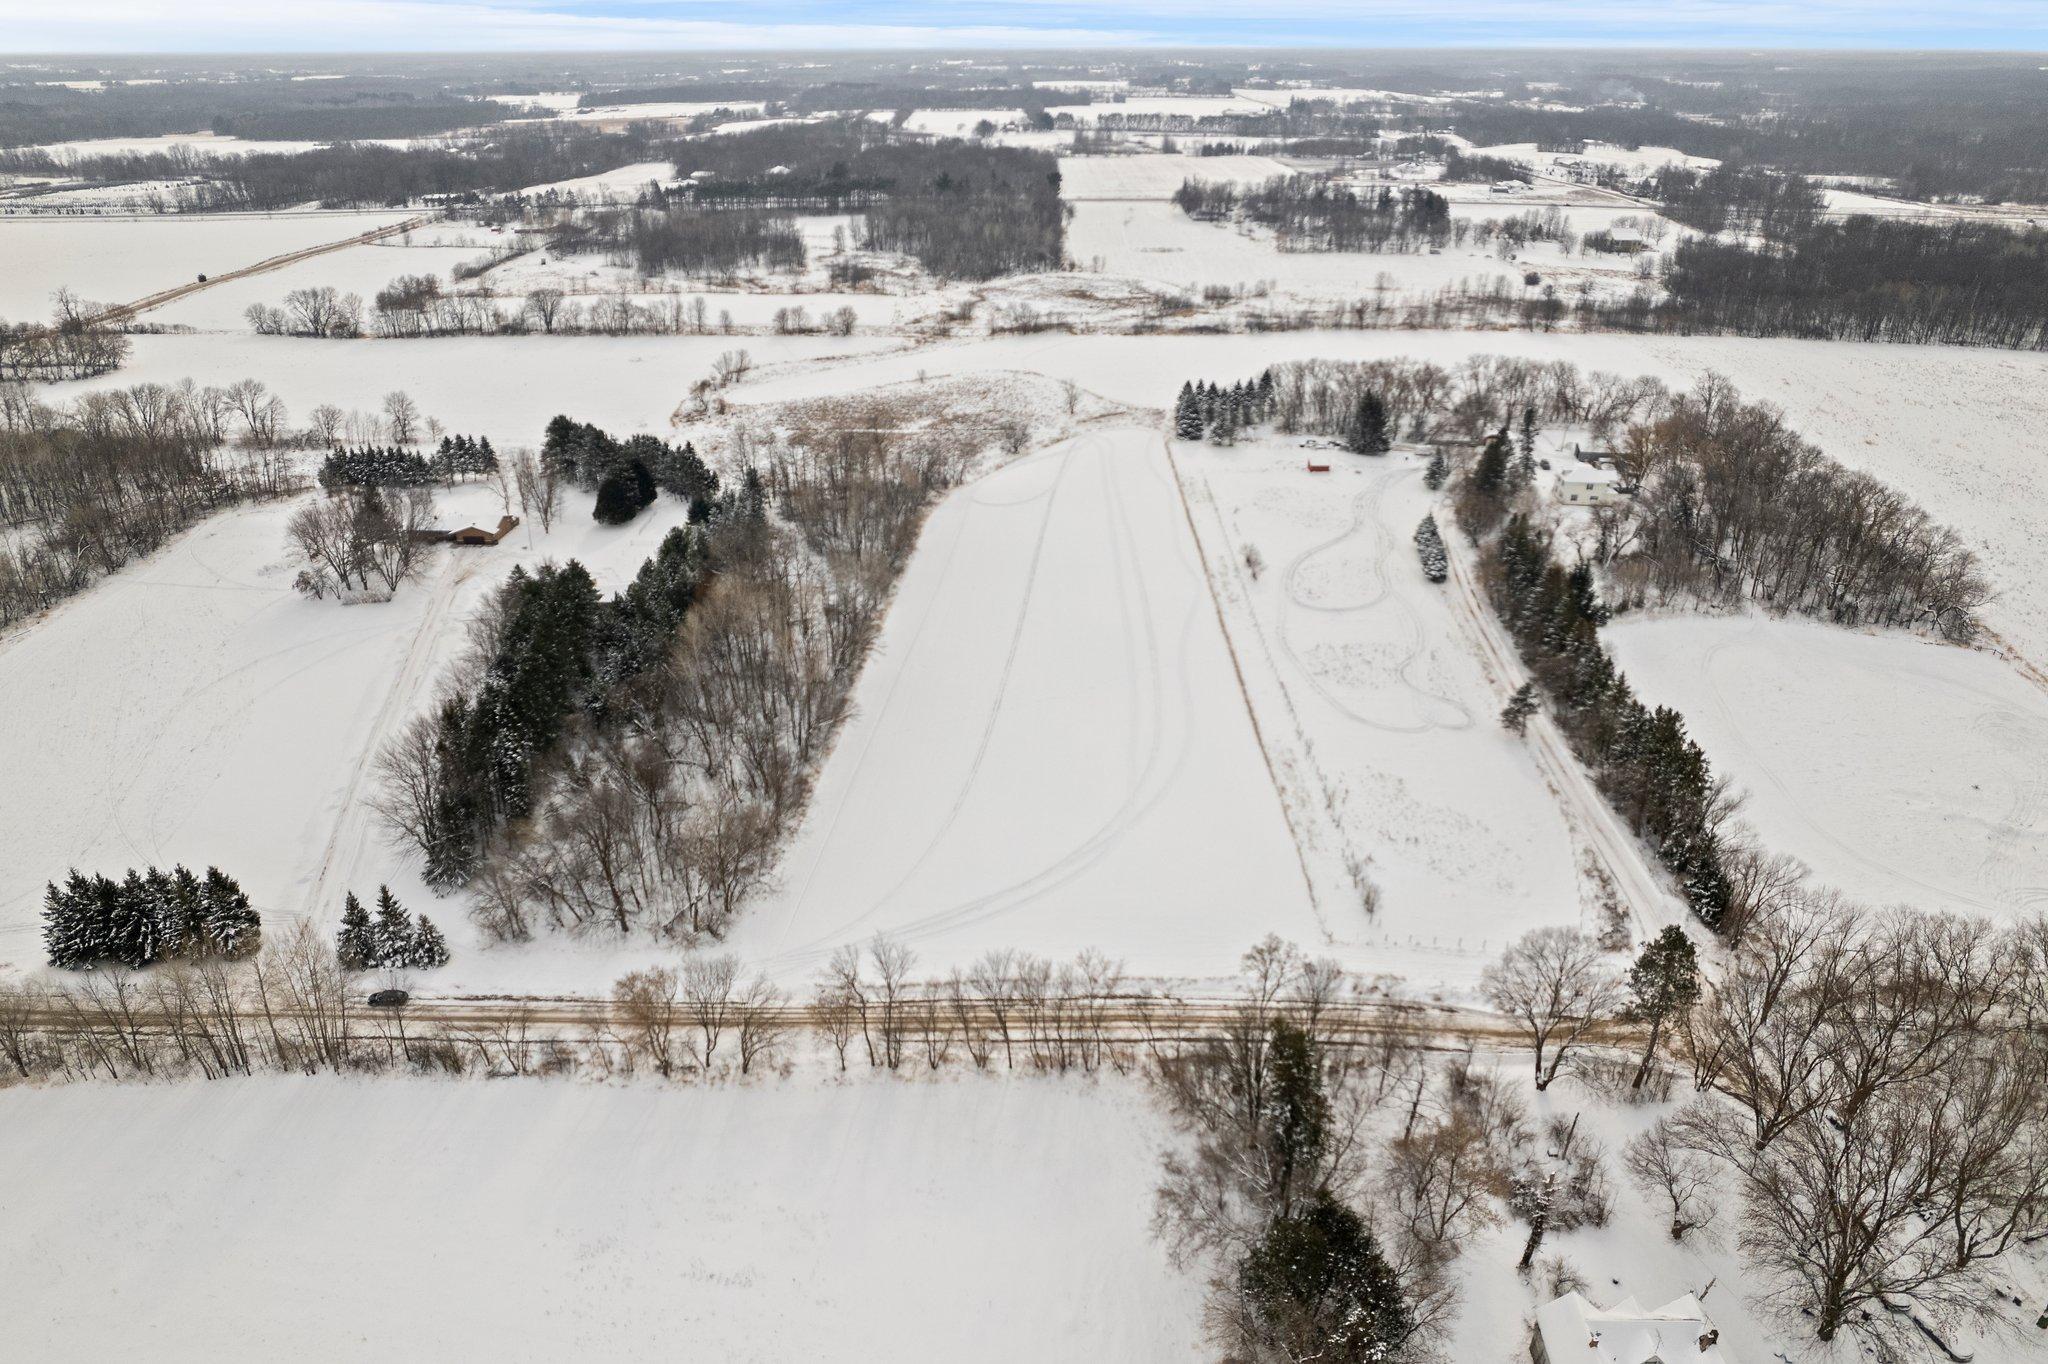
[729,427,1320,983]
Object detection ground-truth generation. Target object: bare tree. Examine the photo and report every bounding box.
[733,974,788,1075]
[1624,1113,1719,1240]
[870,934,915,1071]
[510,446,560,533]
[1480,927,1621,1091]
[611,966,681,1078]
[523,287,566,334]
[306,402,346,447]
[680,954,739,1071]
[382,389,421,446]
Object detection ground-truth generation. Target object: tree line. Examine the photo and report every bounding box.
[1479,513,1735,924]
[421,390,992,945]
[1649,217,2048,350]
[43,864,260,969]
[1620,376,1988,638]
[0,290,130,382]
[578,205,807,280]
[655,122,1064,281]
[318,433,499,490]
[0,376,302,629]
[1173,177,1452,254]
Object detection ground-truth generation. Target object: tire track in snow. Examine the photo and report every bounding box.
[761,430,1202,969]
[1275,461,1472,734]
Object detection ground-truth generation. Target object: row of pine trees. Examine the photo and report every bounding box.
[43,865,261,969]
[319,433,500,491]
[336,886,449,971]
[1174,372,1396,458]
[1483,517,1732,923]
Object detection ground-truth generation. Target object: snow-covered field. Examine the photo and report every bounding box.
[515,158,676,199]
[0,481,694,980]
[1607,614,2048,919]
[52,332,901,444]
[731,331,2048,668]
[1048,95,1269,124]
[1172,439,1590,992]
[143,238,485,330]
[896,107,1026,137]
[25,132,336,158]
[0,1072,1203,1363]
[23,325,2048,996]
[520,99,765,125]
[1056,152,1668,304]
[1058,152,1295,200]
[1471,141,1720,175]
[729,428,1322,984]
[0,210,416,317]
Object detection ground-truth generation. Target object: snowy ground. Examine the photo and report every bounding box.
[1171,438,1592,993]
[0,210,416,317]
[1057,152,1297,200]
[1470,141,1720,175]
[1607,614,2048,920]
[728,427,1322,985]
[143,237,486,330]
[0,481,696,979]
[0,1071,1204,1364]
[27,329,2048,996]
[51,332,903,446]
[727,331,2048,670]
[1438,1056,2048,1364]
[1058,151,1669,308]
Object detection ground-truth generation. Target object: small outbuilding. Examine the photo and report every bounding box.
[449,515,520,546]
[1533,1291,1727,1364]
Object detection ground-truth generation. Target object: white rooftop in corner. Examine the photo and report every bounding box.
[1557,462,1626,506]
[1534,1291,1729,1364]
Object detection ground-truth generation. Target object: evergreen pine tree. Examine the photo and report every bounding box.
[1626,925,1702,1088]
[336,892,375,971]
[1209,400,1238,446]
[41,871,94,969]
[371,886,414,968]
[1501,682,1540,735]
[409,914,451,970]
[1264,1018,1329,1214]
[1174,382,1205,441]
[1413,515,1448,583]
[1239,1194,1413,1360]
[199,867,261,960]
[116,868,166,968]
[1349,391,1391,456]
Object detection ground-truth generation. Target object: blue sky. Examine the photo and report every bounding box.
[3,1,2047,53]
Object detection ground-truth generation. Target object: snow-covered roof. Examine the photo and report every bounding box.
[1559,462,1620,486]
[1537,1291,1728,1364]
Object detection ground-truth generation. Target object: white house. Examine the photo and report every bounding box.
[1533,1291,1728,1364]
[1556,462,1627,507]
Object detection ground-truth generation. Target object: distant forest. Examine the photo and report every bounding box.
[0,77,523,148]
[1174,177,1451,253]
[661,125,1064,280]
[0,124,671,212]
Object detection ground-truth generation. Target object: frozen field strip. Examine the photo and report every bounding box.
[729,427,1320,982]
